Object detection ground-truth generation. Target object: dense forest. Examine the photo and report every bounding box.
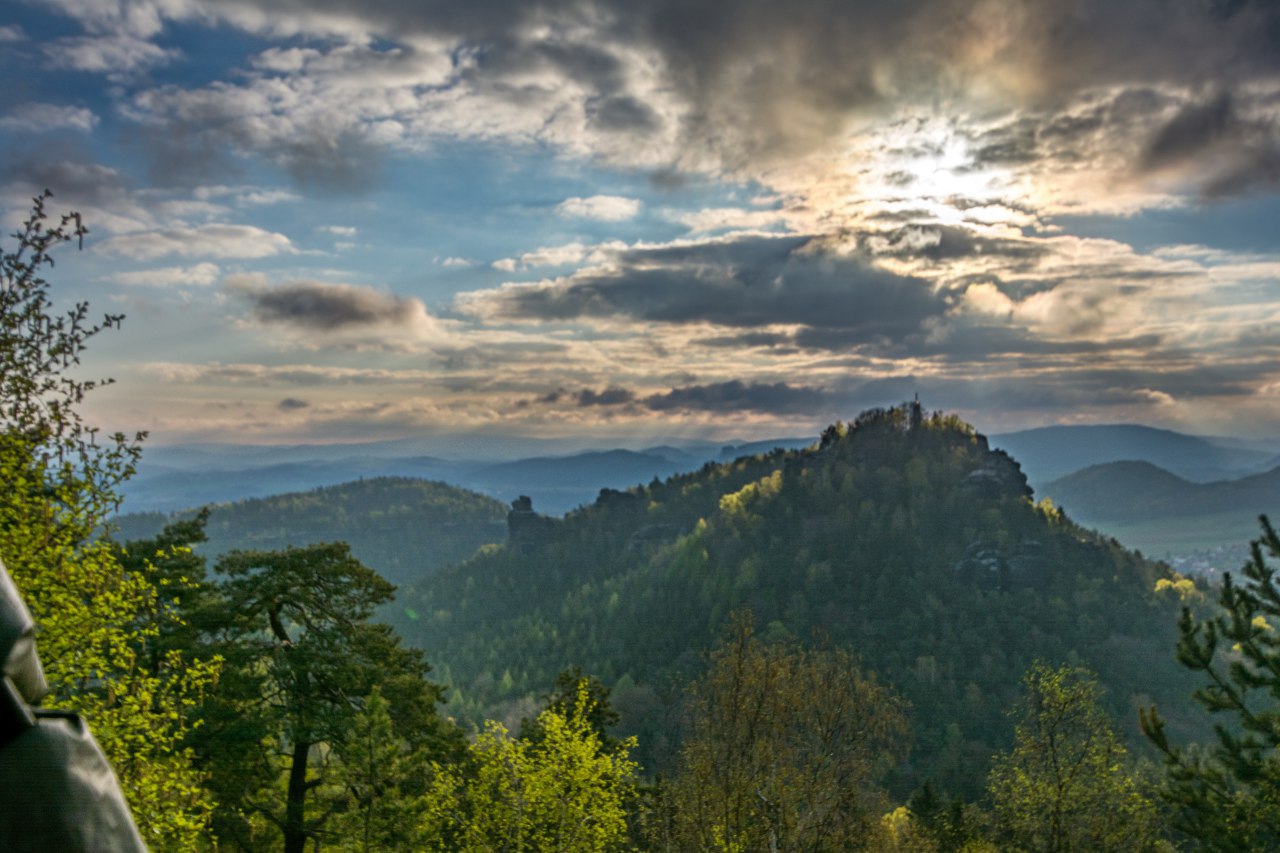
[390,404,1205,797]
[5,196,1280,850]
[112,476,508,585]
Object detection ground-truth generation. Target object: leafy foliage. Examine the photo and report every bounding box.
[1141,515,1280,850]
[659,614,909,851]
[989,662,1160,852]
[0,192,219,848]
[426,680,638,851]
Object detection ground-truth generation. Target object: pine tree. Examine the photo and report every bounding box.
[1140,515,1280,851]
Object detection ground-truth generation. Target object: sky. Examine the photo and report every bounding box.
[3,0,1280,447]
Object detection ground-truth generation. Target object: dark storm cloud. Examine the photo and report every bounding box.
[1131,90,1280,197]
[227,278,427,331]
[577,386,637,406]
[278,397,310,410]
[467,234,949,345]
[643,380,836,415]
[1141,93,1239,172]
[698,331,798,351]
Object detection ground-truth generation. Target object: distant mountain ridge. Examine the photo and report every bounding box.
[991,423,1276,485]
[122,437,818,515]
[121,423,1277,523]
[1043,461,1280,526]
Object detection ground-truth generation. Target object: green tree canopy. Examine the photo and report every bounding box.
[0,191,219,848]
[989,662,1159,852]
[193,542,463,852]
[426,680,639,851]
[663,613,909,851]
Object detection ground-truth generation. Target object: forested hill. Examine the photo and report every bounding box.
[112,477,507,586]
[1044,460,1280,525]
[392,406,1198,797]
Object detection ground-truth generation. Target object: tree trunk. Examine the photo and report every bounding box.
[284,739,311,853]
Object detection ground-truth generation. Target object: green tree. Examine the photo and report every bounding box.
[1140,515,1280,851]
[520,665,621,749]
[664,613,909,851]
[329,686,434,851]
[0,191,219,848]
[426,681,639,851]
[989,662,1159,852]
[194,542,462,852]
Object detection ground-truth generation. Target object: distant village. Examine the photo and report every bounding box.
[1163,544,1253,581]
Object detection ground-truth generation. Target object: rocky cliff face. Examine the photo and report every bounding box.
[962,441,1033,502]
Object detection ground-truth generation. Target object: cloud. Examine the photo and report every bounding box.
[239,188,302,206]
[577,386,637,406]
[0,25,25,43]
[97,224,295,260]
[862,224,1044,263]
[643,380,835,415]
[224,275,448,348]
[672,207,789,233]
[1138,91,1280,198]
[1142,93,1239,172]
[44,33,180,74]
[320,225,358,237]
[0,104,99,133]
[493,242,595,271]
[143,362,444,386]
[107,262,221,288]
[278,397,310,410]
[556,195,641,221]
[539,379,837,415]
[43,0,1280,191]
[461,234,948,350]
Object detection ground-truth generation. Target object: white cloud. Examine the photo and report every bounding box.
[0,25,26,43]
[320,225,358,237]
[97,224,295,260]
[958,282,1015,318]
[107,262,221,288]
[672,206,790,233]
[44,33,180,74]
[556,195,642,221]
[0,103,99,133]
[239,189,302,206]
[440,256,474,267]
[491,242,609,272]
